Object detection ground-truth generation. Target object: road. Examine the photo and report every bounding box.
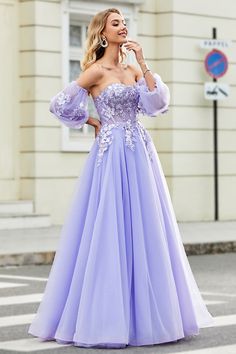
[0,253,235,354]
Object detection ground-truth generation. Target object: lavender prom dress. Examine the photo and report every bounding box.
[28,73,214,348]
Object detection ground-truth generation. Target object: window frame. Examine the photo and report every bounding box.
[61,0,140,152]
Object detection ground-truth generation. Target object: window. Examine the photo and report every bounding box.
[61,1,139,152]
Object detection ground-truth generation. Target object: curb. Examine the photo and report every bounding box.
[184,241,236,255]
[0,241,236,267]
[0,252,55,267]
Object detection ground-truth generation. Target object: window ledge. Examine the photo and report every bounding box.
[71,0,144,3]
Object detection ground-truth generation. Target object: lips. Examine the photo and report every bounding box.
[119,31,127,36]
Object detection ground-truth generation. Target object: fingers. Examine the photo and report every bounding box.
[124,39,140,50]
[124,43,139,51]
[95,125,101,138]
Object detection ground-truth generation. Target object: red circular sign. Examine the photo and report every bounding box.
[204,49,228,78]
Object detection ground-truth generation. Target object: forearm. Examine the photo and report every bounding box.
[138,60,156,91]
[86,117,101,138]
[86,116,101,128]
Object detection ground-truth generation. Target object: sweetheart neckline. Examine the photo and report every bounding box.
[92,79,143,101]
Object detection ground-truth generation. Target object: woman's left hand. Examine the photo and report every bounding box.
[123,39,145,64]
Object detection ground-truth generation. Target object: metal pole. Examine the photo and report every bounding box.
[212,27,218,220]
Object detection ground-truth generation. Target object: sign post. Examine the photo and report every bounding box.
[200,28,230,221]
[213,28,219,221]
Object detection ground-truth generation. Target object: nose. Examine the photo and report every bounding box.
[121,23,127,31]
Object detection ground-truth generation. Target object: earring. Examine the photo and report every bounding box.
[100,35,108,48]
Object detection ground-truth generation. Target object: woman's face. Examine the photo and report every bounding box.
[102,12,128,45]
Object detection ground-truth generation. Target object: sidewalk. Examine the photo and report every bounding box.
[0,221,235,267]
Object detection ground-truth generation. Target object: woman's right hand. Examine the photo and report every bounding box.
[86,117,101,138]
[94,123,101,138]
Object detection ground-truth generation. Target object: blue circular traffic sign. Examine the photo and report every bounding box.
[204,49,228,78]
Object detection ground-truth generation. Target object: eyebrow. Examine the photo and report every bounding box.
[111,18,126,23]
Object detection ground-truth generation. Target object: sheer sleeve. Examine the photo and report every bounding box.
[136,73,170,117]
[49,81,89,129]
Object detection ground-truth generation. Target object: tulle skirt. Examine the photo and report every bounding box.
[28,125,214,348]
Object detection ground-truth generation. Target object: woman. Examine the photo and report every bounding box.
[28,8,214,349]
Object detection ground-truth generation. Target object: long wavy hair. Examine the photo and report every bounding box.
[81,8,127,71]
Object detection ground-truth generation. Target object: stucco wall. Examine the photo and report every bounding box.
[0,0,20,200]
[1,0,235,223]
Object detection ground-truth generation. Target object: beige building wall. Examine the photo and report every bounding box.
[0,0,235,224]
[139,0,236,221]
[0,0,20,200]
[19,0,87,223]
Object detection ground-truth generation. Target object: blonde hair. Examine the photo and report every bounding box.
[81,8,127,71]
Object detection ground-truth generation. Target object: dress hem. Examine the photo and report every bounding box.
[28,328,201,349]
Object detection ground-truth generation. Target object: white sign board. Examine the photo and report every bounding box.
[200,39,232,49]
[204,82,230,100]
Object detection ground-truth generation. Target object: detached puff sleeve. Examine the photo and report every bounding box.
[49,81,89,129]
[137,73,170,117]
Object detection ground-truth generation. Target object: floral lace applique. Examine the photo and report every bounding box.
[91,81,166,166]
[124,119,138,151]
[96,123,116,167]
[54,92,71,116]
[136,122,154,162]
[93,84,138,125]
[95,120,154,167]
[96,120,139,167]
[71,105,88,121]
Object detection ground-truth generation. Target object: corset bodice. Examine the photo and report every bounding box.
[91,83,154,167]
[93,83,139,125]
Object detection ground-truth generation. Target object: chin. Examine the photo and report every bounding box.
[119,38,127,44]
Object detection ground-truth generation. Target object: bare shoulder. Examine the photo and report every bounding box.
[76,63,103,91]
[126,63,143,81]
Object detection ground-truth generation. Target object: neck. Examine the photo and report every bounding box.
[100,43,121,67]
